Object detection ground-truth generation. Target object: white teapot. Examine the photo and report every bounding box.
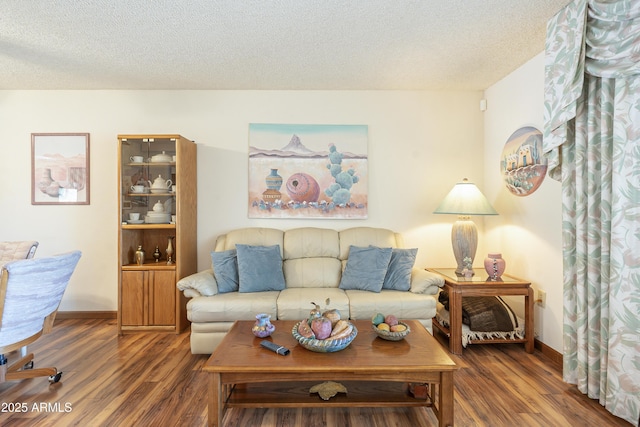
[152,201,165,212]
[148,174,172,190]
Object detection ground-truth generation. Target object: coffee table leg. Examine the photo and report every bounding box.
[439,371,454,427]
[208,373,223,427]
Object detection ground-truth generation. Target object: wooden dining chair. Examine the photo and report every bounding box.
[0,251,81,384]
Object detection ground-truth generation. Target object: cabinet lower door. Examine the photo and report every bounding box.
[121,271,145,326]
[150,270,176,326]
[121,270,176,327]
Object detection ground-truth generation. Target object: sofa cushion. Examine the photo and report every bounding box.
[338,227,398,261]
[283,257,342,288]
[186,292,279,323]
[236,244,286,292]
[383,248,418,291]
[211,249,239,293]
[276,288,350,320]
[345,289,437,320]
[283,227,339,259]
[218,227,284,256]
[339,245,392,292]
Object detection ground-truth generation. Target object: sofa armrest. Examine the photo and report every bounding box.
[177,269,218,297]
[409,268,443,295]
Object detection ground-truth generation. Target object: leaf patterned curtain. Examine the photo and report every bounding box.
[543,1,640,424]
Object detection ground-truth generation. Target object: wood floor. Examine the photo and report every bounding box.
[0,318,631,427]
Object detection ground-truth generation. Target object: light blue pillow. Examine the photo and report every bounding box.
[382,248,418,291]
[236,244,285,293]
[339,245,392,292]
[211,249,239,293]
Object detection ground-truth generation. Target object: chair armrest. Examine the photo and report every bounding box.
[177,269,218,297]
[409,268,443,295]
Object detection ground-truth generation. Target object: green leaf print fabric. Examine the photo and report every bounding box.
[543,1,640,424]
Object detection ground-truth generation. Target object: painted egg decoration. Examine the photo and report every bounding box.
[286,173,320,202]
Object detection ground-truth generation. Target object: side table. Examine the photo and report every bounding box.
[427,268,534,355]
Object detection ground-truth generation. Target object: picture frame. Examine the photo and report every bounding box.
[31,133,90,205]
[248,123,368,219]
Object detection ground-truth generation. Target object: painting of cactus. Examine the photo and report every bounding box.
[248,123,368,219]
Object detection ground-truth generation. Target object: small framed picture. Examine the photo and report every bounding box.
[31,133,90,205]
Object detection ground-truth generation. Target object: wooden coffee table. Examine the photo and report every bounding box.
[203,319,458,427]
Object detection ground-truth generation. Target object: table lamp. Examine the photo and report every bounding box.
[433,178,498,275]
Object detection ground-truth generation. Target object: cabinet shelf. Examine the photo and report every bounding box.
[127,192,175,197]
[121,223,175,229]
[122,263,176,271]
[127,162,176,167]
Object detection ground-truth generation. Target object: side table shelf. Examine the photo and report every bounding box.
[427,268,534,355]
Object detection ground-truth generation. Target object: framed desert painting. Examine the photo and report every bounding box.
[31,133,90,205]
[248,123,368,219]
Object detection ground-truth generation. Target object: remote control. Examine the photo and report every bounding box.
[260,340,290,355]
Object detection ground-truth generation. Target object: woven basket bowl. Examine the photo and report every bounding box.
[372,321,411,341]
[292,321,358,353]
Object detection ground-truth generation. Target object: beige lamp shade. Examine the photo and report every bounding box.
[433,178,498,216]
[434,178,497,275]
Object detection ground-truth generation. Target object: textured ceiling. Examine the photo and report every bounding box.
[1,1,570,90]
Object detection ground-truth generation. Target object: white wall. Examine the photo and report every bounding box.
[0,90,484,313]
[483,52,564,352]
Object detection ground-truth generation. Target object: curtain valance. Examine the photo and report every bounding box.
[543,0,640,179]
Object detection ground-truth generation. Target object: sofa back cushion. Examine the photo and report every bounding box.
[283,228,341,288]
[338,227,400,261]
[216,228,284,257]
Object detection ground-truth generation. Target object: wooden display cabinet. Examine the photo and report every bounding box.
[117,134,197,333]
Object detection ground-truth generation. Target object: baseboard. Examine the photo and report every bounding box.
[56,311,117,319]
[535,338,562,367]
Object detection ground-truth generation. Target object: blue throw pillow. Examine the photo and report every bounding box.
[236,244,286,292]
[211,249,239,293]
[339,245,392,292]
[382,248,418,291]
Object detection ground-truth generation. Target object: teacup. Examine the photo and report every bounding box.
[129,213,140,221]
[130,185,145,193]
[130,155,144,163]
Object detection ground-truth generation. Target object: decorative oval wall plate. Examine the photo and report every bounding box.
[500,126,547,197]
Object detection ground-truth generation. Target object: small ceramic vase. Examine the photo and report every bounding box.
[252,313,275,338]
[484,253,506,279]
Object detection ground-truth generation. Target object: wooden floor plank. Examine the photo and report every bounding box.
[0,318,632,426]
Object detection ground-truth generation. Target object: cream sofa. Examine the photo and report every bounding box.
[177,227,443,354]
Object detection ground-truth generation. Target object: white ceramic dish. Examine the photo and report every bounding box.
[150,188,168,193]
[145,218,170,224]
[127,219,144,224]
[150,152,172,162]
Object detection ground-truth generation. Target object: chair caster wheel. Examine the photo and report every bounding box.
[49,371,63,383]
[24,361,34,370]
